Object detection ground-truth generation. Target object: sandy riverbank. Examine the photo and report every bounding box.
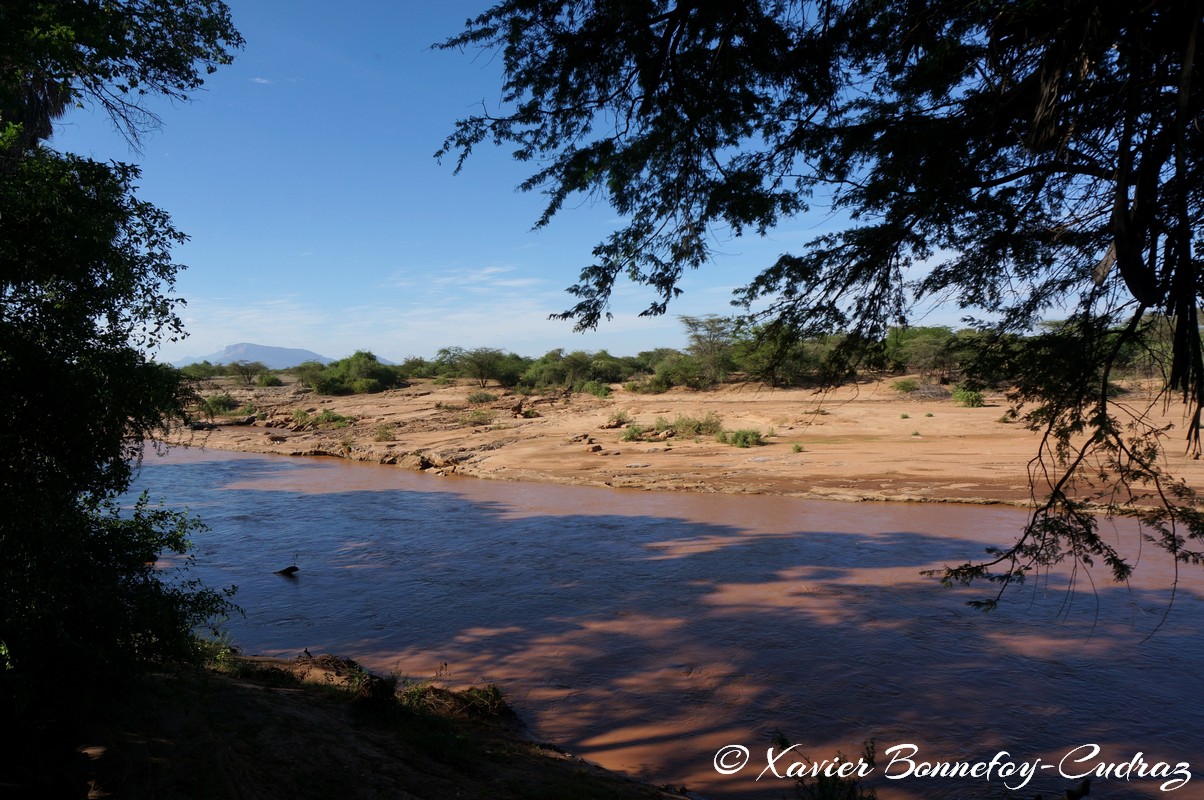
[169,376,1204,507]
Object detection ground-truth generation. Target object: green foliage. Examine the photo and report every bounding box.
[516,348,637,392]
[291,409,312,427]
[792,443,804,453]
[952,388,985,408]
[679,314,736,387]
[314,409,353,429]
[718,429,764,448]
[227,359,266,386]
[891,379,919,394]
[349,377,384,395]
[438,346,528,388]
[255,371,283,387]
[0,0,242,751]
[899,413,910,419]
[621,424,647,442]
[441,0,1204,598]
[461,409,494,427]
[200,393,238,417]
[301,351,406,395]
[179,360,224,380]
[607,409,633,426]
[670,412,724,437]
[467,391,498,404]
[374,423,397,442]
[576,380,611,397]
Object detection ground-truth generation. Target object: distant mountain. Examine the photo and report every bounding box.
[175,343,333,370]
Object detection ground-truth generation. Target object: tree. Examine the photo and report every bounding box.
[0,0,241,783]
[439,346,512,388]
[440,1,1204,604]
[228,359,268,386]
[680,314,735,387]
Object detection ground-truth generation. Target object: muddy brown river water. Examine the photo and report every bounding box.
[128,447,1204,799]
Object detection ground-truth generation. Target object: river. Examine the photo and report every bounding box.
[126,446,1204,799]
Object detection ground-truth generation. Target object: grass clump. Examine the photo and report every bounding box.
[577,380,612,398]
[952,387,984,407]
[315,409,353,428]
[466,391,497,404]
[375,423,397,442]
[792,443,805,453]
[899,412,910,419]
[891,378,919,394]
[199,393,238,417]
[718,428,764,447]
[461,409,494,427]
[671,411,723,436]
[622,424,647,442]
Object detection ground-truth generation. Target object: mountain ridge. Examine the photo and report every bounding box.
[174,343,334,370]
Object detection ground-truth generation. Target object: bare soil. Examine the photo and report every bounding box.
[61,654,691,800]
[172,375,1204,507]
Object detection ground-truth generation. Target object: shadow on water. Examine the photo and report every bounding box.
[128,452,1204,800]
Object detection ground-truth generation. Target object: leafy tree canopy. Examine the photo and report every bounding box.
[0,0,241,776]
[441,1,1204,603]
[0,0,243,146]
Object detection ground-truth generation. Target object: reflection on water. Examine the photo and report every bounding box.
[127,447,1204,799]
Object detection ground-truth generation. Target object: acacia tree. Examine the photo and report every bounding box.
[440,1,1204,604]
[680,314,736,386]
[0,0,241,779]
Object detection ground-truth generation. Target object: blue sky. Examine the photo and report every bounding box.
[50,1,948,364]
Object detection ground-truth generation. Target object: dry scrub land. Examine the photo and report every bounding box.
[173,376,1204,507]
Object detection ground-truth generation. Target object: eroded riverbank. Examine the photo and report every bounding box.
[166,376,1204,507]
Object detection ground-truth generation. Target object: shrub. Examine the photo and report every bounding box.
[623,378,668,394]
[952,387,985,407]
[577,380,611,398]
[673,412,724,436]
[200,393,238,417]
[622,424,647,441]
[349,378,383,394]
[719,428,764,447]
[375,423,397,442]
[891,378,919,393]
[792,443,804,453]
[608,409,633,427]
[900,412,910,419]
[256,372,283,387]
[467,391,497,404]
[291,409,311,426]
[462,409,494,426]
[315,409,353,428]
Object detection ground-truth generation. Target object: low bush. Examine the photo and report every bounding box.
[891,378,919,393]
[672,412,724,436]
[577,380,611,398]
[952,387,984,407]
[718,428,764,447]
[200,393,238,417]
[461,409,494,426]
[622,424,647,441]
[315,409,353,428]
[467,391,497,404]
[256,372,284,387]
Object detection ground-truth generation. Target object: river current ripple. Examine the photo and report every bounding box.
[126,447,1204,799]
